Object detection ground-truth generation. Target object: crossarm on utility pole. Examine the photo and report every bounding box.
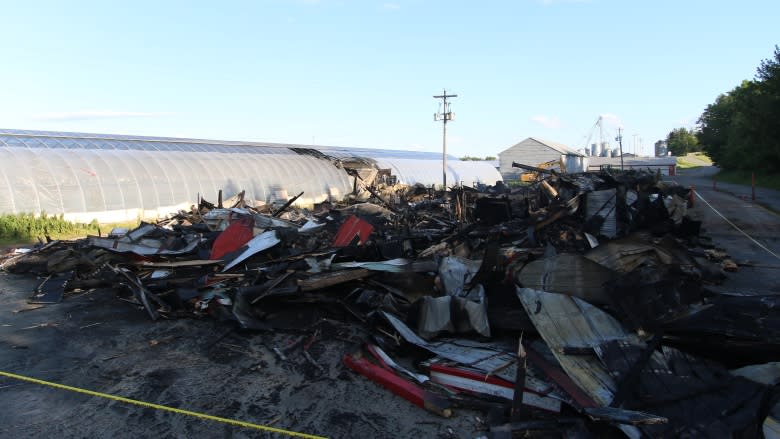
[433,89,457,191]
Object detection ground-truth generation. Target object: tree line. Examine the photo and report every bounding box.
[667,46,780,171]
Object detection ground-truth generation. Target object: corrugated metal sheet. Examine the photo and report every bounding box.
[587,189,618,238]
[516,288,628,406]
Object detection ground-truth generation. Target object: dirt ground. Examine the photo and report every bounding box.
[2,166,779,438]
[0,271,482,439]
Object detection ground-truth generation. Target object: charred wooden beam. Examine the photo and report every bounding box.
[272,191,304,217]
[511,161,555,174]
[297,269,371,292]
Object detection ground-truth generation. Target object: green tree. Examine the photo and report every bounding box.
[697,46,780,171]
[753,45,780,171]
[665,127,699,156]
[697,84,741,167]
[484,156,496,161]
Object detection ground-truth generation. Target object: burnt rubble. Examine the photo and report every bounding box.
[3,170,779,438]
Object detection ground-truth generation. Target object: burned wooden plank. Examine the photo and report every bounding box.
[511,338,527,422]
[107,265,168,321]
[584,407,667,425]
[29,272,71,304]
[249,271,296,304]
[297,269,371,292]
[524,344,597,410]
[488,419,584,437]
[511,161,555,175]
[272,191,304,217]
[136,259,223,268]
[364,185,397,213]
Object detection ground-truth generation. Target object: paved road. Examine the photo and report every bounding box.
[671,166,780,295]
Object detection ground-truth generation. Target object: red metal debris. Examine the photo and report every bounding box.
[342,353,452,418]
[333,215,374,247]
[210,216,255,260]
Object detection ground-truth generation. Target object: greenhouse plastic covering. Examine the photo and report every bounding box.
[0,129,502,223]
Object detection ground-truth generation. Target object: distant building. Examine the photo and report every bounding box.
[498,137,586,180]
[655,140,668,157]
[587,156,677,175]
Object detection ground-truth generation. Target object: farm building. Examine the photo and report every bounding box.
[0,129,501,223]
[587,155,678,175]
[497,137,586,181]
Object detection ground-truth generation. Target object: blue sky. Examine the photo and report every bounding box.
[0,0,777,157]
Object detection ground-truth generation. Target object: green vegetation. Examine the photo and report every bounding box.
[714,169,780,191]
[677,152,713,169]
[0,213,139,246]
[690,152,713,165]
[697,46,780,172]
[666,127,699,156]
[505,179,531,188]
[0,213,98,245]
[460,155,497,161]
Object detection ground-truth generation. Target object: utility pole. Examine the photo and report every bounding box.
[434,89,457,190]
[615,127,624,170]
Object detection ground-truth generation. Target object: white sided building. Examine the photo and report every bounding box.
[497,137,587,181]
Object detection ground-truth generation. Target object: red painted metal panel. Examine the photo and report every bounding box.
[343,353,452,417]
[332,215,374,247]
[210,215,254,260]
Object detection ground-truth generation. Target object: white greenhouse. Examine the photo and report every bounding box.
[0,129,502,223]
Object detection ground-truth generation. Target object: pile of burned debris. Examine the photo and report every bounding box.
[2,170,779,438]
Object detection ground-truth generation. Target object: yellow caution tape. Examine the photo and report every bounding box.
[0,370,327,439]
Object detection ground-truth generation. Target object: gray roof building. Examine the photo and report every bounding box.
[497,137,584,180]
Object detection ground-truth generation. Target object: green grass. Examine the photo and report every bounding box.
[0,213,139,247]
[506,179,532,188]
[690,152,712,165]
[714,169,780,191]
[677,152,713,169]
